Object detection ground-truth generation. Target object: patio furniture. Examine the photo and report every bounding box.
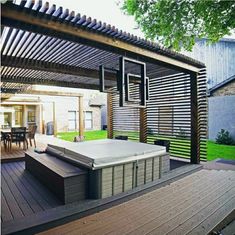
[1,133,7,150]
[25,151,88,204]
[28,125,37,147]
[154,139,170,152]
[115,135,128,140]
[5,127,28,151]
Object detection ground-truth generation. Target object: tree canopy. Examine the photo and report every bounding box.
[122,0,235,51]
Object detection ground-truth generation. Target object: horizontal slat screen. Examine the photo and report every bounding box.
[112,88,140,141]
[146,72,192,159]
[111,68,207,161]
[197,68,207,161]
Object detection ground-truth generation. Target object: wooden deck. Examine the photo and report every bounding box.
[1,161,62,223]
[38,169,235,235]
[1,142,46,162]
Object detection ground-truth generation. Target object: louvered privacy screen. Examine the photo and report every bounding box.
[110,68,207,161]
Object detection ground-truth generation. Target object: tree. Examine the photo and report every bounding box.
[122,0,235,51]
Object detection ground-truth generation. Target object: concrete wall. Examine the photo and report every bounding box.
[208,96,235,140]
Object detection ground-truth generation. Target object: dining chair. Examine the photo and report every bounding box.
[1,133,7,150]
[28,125,37,147]
[7,127,28,151]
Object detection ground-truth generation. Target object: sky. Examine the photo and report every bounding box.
[38,0,144,38]
[13,0,235,40]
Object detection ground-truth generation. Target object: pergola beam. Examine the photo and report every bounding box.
[1,75,100,90]
[1,3,201,74]
[25,90,83,97]
[1,56,117,81]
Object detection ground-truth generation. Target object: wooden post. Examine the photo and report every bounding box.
[77,97,79,132]
[53,101,57,137]
[79,96,84,138]
[39,104,43,134]
[139,107,147,143]
[107,93,113,139]
[190,72,199,164]
[22,105,26,127]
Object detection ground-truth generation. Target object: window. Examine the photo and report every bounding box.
[84,111,93,130]
[3,112,12,127]
[68,111,77,131]
[14,106,23,126]
[28,110,36,123]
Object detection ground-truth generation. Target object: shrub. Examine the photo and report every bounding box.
[215,129,234,145]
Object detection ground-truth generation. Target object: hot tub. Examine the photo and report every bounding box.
[47,139,170,199]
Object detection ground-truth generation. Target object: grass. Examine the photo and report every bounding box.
[207,140,235,161]
[57,130,107,142]
[58,130,235,161]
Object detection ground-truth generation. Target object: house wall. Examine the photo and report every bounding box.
[211,80,235,97]
[1,87,106,133]
[40,95,102,132]
[182,39,235,88]
[208,96,235,140]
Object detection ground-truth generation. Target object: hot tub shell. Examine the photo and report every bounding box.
[47,139,170,199]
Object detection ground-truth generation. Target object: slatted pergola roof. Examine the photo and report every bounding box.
[1,1,208,164]
[1,0,205,96]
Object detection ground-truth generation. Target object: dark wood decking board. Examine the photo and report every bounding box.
[1,162,62,223]
[15,161,61,207]
[2,164,42,216]
[89,171,232,235]
[1,163,202,235]
[1,189,13,222]
[38,169,235,235]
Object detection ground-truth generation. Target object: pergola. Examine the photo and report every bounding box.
[1,1,207,163]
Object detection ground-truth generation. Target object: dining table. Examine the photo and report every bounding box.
[1,128,30,151]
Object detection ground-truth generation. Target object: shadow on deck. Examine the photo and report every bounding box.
[1,138,234,235]
[1,159,204,235]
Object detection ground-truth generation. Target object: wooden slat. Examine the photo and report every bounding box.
[1,3,203,73]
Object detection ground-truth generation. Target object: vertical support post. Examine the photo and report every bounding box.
[190,72,199,164]
[107,93,113,139]
[39,104,43,134]
[53,101,57,137]
[139,107,147,143]
[77,97,79,132]
[79,96,84,138]
[22,105,26,127]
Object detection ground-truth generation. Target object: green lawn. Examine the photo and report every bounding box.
[207,140,235,161]
[58,131,235,161]
[57,130,107,142]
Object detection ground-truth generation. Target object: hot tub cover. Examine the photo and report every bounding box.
[48,139,166,169]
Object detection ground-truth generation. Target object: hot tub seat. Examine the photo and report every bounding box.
[25,152,88,204]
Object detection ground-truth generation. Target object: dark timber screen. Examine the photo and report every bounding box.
[111,68,207,162]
